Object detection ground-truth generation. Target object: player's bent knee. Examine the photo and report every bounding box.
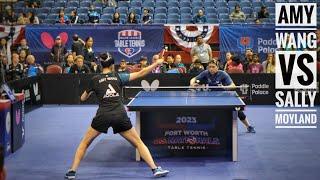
[238,111,247,121]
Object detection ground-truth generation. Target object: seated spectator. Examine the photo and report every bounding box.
[71,34,84,56]
[83,37,96,67]
[102,0,117,7]
[127,12,138,24]
[56,9,70,24]
[257,6,270,19]
[112,12,122,24]
[19,49,28,66]
[189,59,204,74]
[7,53,24,81]
[243,48,253,72]
[262,53,275,73]
[69,10,79,24]
[118,59,130,73]
[151,54,166,73]
[63,54,74,73]
[174,54,185,68]
[0,54,9,71]
[247,53,263,73]
[193,9,207,24]
[17,38,31,55]
[26,0,40,8]
[0,145,7,180]
[4,8,17,25]
[223,52,233,71]
[138,56,148,69]
[70,55,91,74]
[25,55,43,77]
[88,5,100,23]
[229,4,246,21]
[0,38,7,57]
[163,54,175,71]
[227,55,244,74]
[142,9,152,24]
[90,62,102,73]
[51,36,67,65]
[27,12,39,24]
[17,13,29,25]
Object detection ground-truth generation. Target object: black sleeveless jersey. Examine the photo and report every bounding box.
[87,72,129,113]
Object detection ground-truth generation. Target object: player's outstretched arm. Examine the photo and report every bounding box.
[129,58,164,81]
[80,91,93,102]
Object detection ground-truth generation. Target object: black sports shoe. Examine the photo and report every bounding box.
[152,166,169,178]
[247,126,256,133]
[65,169,76,180]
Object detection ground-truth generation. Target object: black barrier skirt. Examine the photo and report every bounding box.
[7,76,42,112]
[11,98,25,153]
[6,74,320,106]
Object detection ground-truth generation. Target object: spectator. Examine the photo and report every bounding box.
[50,36,67,65]
[90,62,102,73]
[83,37,96,68]
[112,12,122,24]
[17,38,31,55]
[28,12,39,24]
[229,4,246,21]
[4,9,17,25]
[162,54,175,71]
[243,48,253,72]
[151,54,166,73]
[193,9,207,24]
[26,0,40,8]
[63,54,75,73]
[0,55,9,71]
[69,10,79,24]
[102,0,117,7]
[257,6,270,19]
[0,145,7,180]
[223,52,233,71]
[71,34,85,57]
[138,56,148,69]
[88,4,100,23]
[118,59,129,73]
[247,53,263,73]
[142,9,152,24]
[25,54,43,77]
[189,59,204,74]
[174,54,185,68]
[70,55,91,74]
[262,53,275,73]
[7,53,24,81]
[191,35,212,69]
[56,9,70,24]
[0,38,7,57]
[19,49,28,65]
[227,55,244,74]
[17,13,29,25]
[127,12,138,24]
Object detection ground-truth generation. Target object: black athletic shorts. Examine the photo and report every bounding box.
[91,111,133,134]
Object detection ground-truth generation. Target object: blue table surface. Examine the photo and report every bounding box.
[127,91,245,108]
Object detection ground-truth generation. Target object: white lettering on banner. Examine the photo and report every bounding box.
[275,32,317,49]
[274,3,317,129]
[276,3,316,26]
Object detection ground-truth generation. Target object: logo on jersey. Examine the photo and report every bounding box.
[115,30,145,58]
[103,84,120,98]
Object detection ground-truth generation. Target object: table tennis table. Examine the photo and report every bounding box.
[127,91,245,162]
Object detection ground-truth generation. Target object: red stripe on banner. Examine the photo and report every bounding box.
[164,25,220,53]
[14,27,25,45]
